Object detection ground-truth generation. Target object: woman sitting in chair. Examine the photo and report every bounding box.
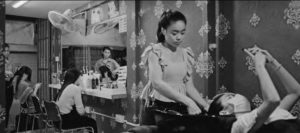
[6,66,40,132]
[56,68,97,133]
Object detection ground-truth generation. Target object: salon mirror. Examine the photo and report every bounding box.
[60,0,127,85]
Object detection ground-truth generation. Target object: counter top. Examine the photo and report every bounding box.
[49,84,127,100]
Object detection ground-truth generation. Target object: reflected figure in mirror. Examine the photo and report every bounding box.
[94,47,120,77]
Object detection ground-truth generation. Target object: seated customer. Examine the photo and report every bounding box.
[208,47,300,133]
[6,66,35,132]
[56,68,97,132]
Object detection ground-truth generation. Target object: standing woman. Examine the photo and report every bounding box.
[56,68,97,132]
[139,9,209,125]
[3,43,14,127]
[94,47,120,77]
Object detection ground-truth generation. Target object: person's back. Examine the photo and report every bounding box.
[56,84,85,115]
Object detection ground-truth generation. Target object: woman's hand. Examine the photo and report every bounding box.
[246,46,280,70]
[5,71,14,81]
[186,98,202,115]
[257,48,281,70]
[244,48,266,67]
[254,52,267,68]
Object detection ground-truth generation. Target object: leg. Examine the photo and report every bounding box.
[61,115,98,133]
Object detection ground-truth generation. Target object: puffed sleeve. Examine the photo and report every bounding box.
[183,47,196,82]
[139,43,163,101]
[139,43,162,74]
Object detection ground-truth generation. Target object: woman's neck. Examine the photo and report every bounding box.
[163,42,177,52]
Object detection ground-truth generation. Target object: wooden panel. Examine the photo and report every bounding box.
[36,19,58,101]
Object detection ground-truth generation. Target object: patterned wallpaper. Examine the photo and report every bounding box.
[217,1,300,117]
[2,0,300,133]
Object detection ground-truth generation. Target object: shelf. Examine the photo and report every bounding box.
[87,14,127,29]
[48,84,127,100]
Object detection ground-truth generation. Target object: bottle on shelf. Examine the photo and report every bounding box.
[91,73,96,89]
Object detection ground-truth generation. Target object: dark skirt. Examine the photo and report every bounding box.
[57,107,98,133]
[140,99,188,125]
[5,80,14,127]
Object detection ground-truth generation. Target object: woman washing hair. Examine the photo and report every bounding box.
[56,68,97,132]
[208,46,300,133]
[139,9,209,125]
[94,47,120,78]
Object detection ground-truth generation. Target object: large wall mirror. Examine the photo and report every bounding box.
[60,0,127,86]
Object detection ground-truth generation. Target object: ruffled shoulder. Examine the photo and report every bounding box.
[182,47,195,82]
[139,43,162,69]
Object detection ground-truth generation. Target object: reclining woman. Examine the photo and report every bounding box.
[208,47,300,133]
[127,47,300,133]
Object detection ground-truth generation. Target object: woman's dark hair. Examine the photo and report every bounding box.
[102,47,112,58]
[103,47,111,52]
[3,43,9,50]
[12,66,32,93]
[56,68,81,100]
[207,93,237,133]
[99,65,118,81]
[208,94,225,116]
[157,9,187,43]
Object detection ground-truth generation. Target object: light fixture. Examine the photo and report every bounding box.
[12,0,28,8]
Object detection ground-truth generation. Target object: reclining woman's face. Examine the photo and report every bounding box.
[217,93,251,115]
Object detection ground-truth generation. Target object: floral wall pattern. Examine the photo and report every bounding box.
[218,1,300,117]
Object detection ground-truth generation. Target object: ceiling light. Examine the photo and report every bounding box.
[12,0,28,8]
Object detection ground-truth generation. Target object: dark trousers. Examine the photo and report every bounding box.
[140,99,188,125]
[59,108,98,133]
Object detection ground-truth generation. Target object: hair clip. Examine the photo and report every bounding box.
[17,65,23,71]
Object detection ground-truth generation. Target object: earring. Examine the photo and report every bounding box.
[219,110,229,115]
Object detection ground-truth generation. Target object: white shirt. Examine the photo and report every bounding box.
[231,107,296,133]
[56,84,85,115]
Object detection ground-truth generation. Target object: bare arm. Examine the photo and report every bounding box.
[245,51,280,131]
[185,76,209,111]
[268,59,300,111]
[148,52,201,114]
[112,59,120,74]
[94,59,102,73]
[74,85,85,115]
[255,49,300,111]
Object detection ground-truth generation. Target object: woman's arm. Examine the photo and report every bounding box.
[185,76,209,111]
[94,59,102,73]
[148,52,201,114]
[261,50,300,111]
[112,59,120,74]
[246,51,280,131]
[74,85,85,115]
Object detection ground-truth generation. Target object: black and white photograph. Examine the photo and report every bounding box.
[0,0,300,133]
